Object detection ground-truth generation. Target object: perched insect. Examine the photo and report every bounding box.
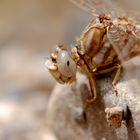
[45,0,140,103]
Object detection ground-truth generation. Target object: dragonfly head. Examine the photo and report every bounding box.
[45,44,77,84]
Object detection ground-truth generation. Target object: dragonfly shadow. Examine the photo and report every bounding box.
[126,107,139,140]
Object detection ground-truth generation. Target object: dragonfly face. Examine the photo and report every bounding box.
[45,44,77,84]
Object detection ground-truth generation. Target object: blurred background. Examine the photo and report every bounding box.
[0,0,91,139]
[0,0,139,140]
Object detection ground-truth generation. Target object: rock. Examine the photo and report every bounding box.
[46,69,140,140]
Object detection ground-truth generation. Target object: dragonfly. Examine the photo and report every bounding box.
[45,0,140,103]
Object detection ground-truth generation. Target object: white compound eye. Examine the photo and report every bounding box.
[57,50,77,77]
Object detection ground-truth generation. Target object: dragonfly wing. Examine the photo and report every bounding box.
[133,25,140,41]
[70,0,140,23]
[70,0,125,17]
[107,24,140,96]
[107,25,134,61]
[120,56,140,97]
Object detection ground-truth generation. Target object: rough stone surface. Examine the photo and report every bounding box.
[46,66,140,140]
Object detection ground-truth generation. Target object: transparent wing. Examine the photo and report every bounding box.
[115,0,140,16]
[123,56,140,98]
[133,25,140,40]
[70,0,125,17]
[70,0,140,24]
[128,11,140,23]
[107,24,140,96]
[107,25,137,60]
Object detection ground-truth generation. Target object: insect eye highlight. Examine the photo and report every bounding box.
[57,50,77,77]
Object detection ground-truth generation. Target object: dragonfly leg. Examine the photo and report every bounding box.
[80,63,97,104]
[112,64,121,86]
[71,47,97,103]
[95,64,121,85]
[86,72,97,104]
[112,65,121,95]
[84,64,121,103]
[96,66,119,75]
[95,64,121,95]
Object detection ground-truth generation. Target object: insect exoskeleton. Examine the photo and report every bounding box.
[75,17,118,71]
[45,12,140,103]
[45,44,77,84]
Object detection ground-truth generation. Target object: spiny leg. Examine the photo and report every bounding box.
[112,65,121,86]
[86,64,121,103]
[86,72,97,103]
[96,64,121,95]
[71,47,97,103]
[95,65,119,75]
[81,63,97,104]
[112,65,121,95]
